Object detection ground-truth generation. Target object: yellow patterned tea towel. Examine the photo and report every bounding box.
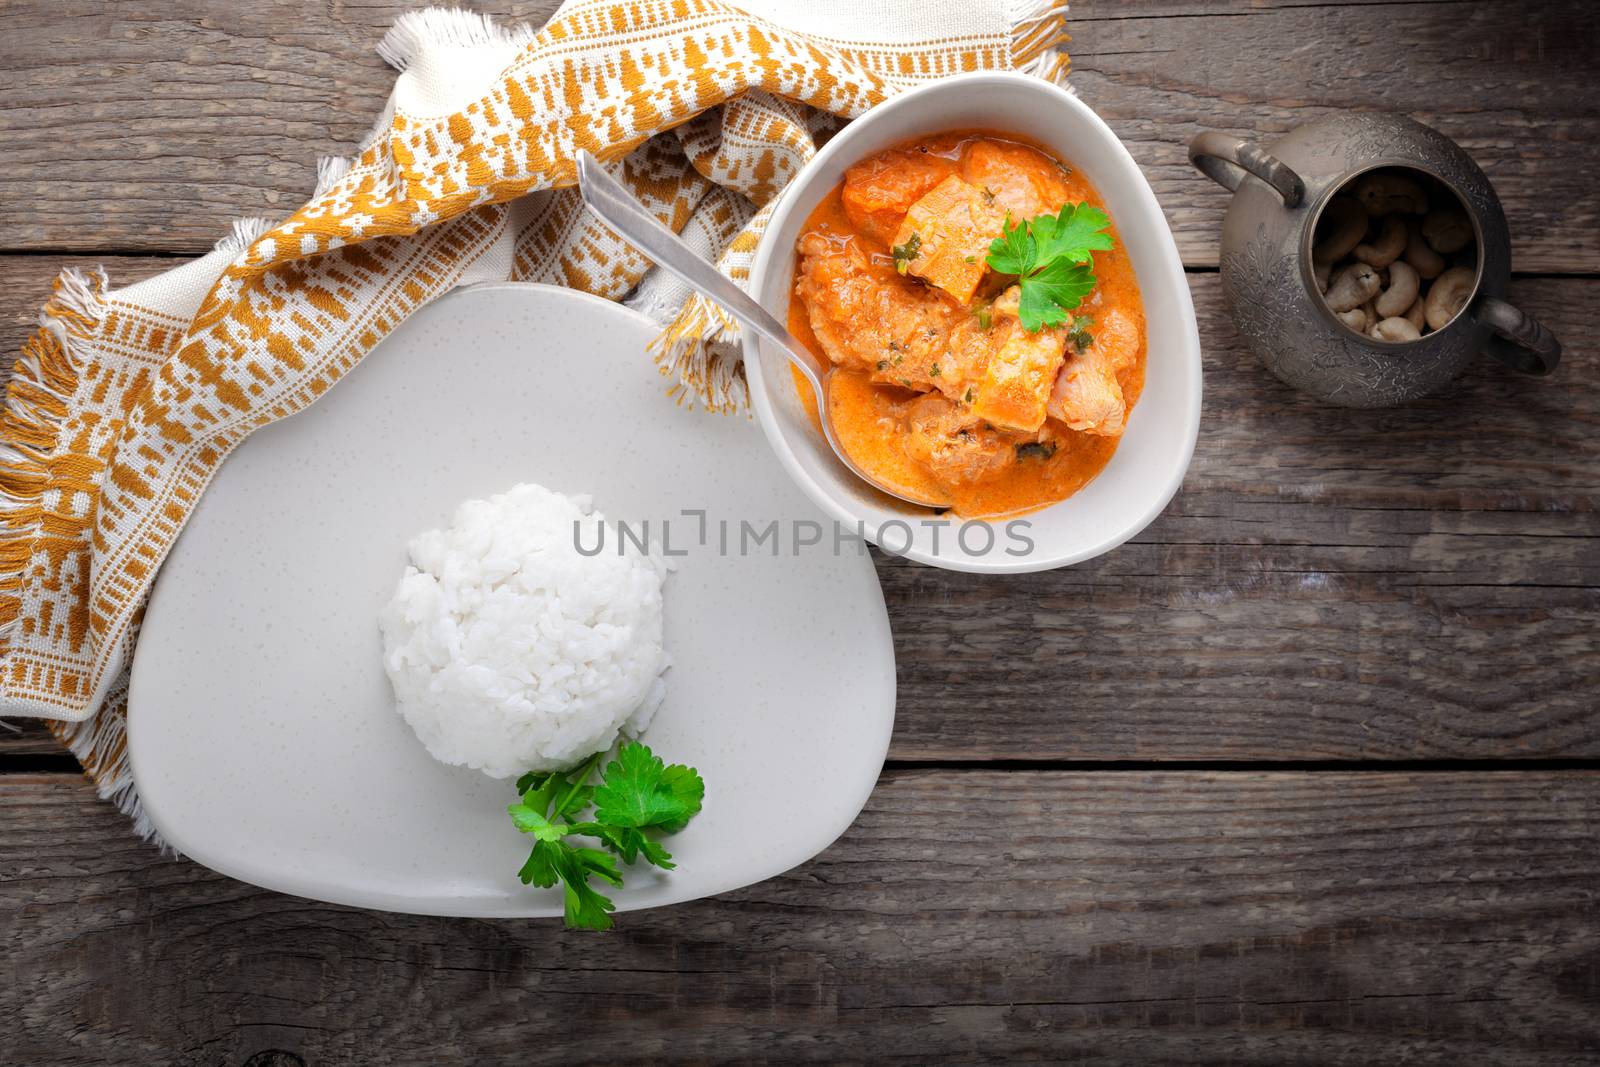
[0,0,1069,838]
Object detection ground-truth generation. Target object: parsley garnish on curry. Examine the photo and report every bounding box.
[789,133,1148,518]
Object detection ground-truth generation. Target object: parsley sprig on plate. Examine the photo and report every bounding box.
[985,203,1114,333]
[509,741,705,930]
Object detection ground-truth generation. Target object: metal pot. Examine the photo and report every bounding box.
[1189,112,1560,406]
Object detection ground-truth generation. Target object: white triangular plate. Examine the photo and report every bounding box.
[129,283,895,918]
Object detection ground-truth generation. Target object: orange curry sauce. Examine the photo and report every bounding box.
[787,133,1147,519]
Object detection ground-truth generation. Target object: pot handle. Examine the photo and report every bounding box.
[1475,296,1562,375]
[1188,131,1304,209]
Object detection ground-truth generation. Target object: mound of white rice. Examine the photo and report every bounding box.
[378,483,669,778]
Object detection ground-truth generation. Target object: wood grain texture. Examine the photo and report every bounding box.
[2,1,1598,271]
[0,258,1594,761]
[1072,0,1600,272]
[0,255,177,378]
[0,0,564,253]
[3,2,1599,1058]
[3,770,1597,1065]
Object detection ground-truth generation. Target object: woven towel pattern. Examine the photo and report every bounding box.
[0,0,1068,836]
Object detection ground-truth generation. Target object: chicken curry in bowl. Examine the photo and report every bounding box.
[788,133,1147,519]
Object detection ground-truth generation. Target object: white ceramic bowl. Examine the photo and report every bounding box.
[743,72,1202,573]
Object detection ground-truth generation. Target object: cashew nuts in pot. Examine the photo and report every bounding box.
[1370,317,1422,343]
[1324,262,1381,312]
[1313,259,1332,293]
[1354,215,1406,268]
[1313,197,1367,264]
[1403,219,1445,279]
[1375,260,1420,319]
[1336,306,1370,333]
[1424,266,1475,331]
[1353,172,1429,216]
[1422,207,1472,254]
[1403,296,1426,332]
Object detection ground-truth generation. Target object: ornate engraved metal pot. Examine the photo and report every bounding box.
[1188,112,1560,406]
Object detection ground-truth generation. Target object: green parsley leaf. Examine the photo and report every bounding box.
[556,846,620,930]
[517,839,564,888]
[507,802,569,842]
[514,773,561,820]
[891,233,922,275]
[508,742,704,930]
[985,204,1113,332]
[984,212,1035,276]
[518,753,601,813]
[592,741,705,834]
[1032,203,1114,266]
[514,769,549,795]
[575,822,676,869]
[1019,259,1096,332]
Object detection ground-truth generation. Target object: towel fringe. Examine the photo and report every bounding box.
[647,295,748,415]
[1009,0,1072,86]
[377,7,540,72]
[213,217,276,261]
[313,155,355,199]
[0,268,104,643]
[49,682,170,851]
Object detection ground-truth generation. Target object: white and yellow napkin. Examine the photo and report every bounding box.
[0,0,1069,838]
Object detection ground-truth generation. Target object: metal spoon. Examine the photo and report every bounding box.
[574,151,950,510]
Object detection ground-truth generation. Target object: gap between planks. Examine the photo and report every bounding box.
[8,753,1600,776]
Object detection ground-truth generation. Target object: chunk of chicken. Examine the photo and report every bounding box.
[1046,307,1141,436]
[841,150,958,247]
[794,232,987,403]
[891,175,1009,304]
[967,285,1069,433]
[959,139,1075,222]
[900,394,1017,486]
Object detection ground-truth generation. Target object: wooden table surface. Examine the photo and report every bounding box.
[3,2,1598,1063]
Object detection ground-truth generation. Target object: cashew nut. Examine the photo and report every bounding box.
[1313,197,1368,264]
[1403,219,1445,279]
[1324,262,1381,313]
[1354,172,1429,216]
[1369,317,1422,343]
[1403,295,1426,332]
[1336,307,1370,333]
[1354,214,1407,268]
[1424,266,1475,330]
[1313,259,1333,293]
[1375,260,1420,319]
[1421,207,1472,254]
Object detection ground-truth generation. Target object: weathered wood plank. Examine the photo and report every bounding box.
[1,1,1597,271]
[1,259,1595,761]
[0,256,177,377]
[1073,0,1600,272]
[882,272,1600,760]
[2,770,1597,1064]
[0,725,62,756]
[0,0,560,254]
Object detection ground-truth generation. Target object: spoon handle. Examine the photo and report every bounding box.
[574,152,824,384]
